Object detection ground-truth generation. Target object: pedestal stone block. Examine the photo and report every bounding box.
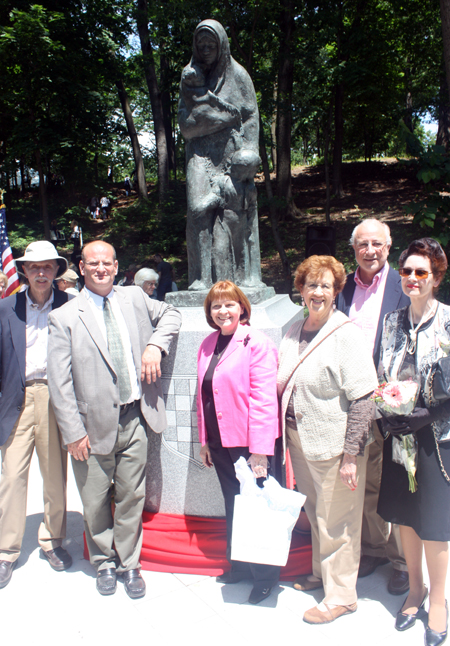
[145,294,303,516]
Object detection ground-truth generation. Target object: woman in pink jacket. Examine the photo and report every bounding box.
[197,280,280,605]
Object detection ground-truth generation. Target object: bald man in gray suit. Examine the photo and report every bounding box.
[47,241,181,598]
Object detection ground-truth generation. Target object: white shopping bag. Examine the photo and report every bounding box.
[230,457,305,567]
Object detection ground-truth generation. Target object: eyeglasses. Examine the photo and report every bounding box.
[399,268,432,279]
[304,283,334,292]
[355,241,387,252]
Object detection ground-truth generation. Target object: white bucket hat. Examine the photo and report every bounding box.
[16,241,68,277]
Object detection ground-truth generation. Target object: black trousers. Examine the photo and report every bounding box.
[208,441,280,586]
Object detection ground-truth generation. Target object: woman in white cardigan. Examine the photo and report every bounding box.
[277,255,378,625]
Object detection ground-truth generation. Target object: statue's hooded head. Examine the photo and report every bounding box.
[192,20,231,88]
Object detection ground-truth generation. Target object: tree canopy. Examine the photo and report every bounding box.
[0,0,446,252]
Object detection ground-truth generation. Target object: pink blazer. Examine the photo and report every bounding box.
[197,323,280,455]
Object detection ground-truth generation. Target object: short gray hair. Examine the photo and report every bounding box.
[349,218,392,246]
[134,267,159,288]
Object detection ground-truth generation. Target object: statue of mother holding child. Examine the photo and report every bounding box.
[178,19,265,292]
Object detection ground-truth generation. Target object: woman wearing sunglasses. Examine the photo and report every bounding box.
[378,238,450,646]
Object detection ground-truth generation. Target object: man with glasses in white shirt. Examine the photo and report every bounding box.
[336,219,410,595]
[0,241,73,589]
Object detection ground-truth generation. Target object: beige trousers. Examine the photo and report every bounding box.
[361,423,406,571]
[287,422,368,605]
[71,405,147,573]
[0,382,67,562]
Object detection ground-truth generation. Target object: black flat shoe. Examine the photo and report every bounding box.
[0,560,16,589]
[248,583,274,605]
[96,568,117,596]
[395,587,428,631]
[122,569,146,599]
[425,600,448,646]
[216,571,247,584]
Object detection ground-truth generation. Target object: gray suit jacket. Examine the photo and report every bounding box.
[47,286,181,455]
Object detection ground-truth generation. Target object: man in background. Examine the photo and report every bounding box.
[336,218,410,595]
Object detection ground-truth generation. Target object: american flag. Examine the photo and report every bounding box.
[0,205,20,297]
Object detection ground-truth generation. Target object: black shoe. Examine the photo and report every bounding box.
[0,560,16,589]
[248,583,274,605]
[41,547,73,572]
[358,555,389,578]
[389,569,410,595]
[425,600,448,646]
[122,569,146,599]
[96,568,117,596]
[216,571,247,584]
[395,587,428,631]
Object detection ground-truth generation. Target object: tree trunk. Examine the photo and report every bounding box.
[136,0,169,202]
[34,146,50,240]
[271,82,277,173]
[160,51,176,174]
[19,156,25,194]
[324,101,333,226]
[116,79,148,201]
[437,70,450,151]
[276,0,300,219]
[441,0,450,106]
[259,116,291,292]
[332,81,344,198]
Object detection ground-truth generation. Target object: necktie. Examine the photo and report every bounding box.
[103,297,132,403]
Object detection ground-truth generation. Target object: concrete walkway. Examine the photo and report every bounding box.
[1,452,443,646]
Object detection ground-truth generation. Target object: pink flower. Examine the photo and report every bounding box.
[382,384,404,408]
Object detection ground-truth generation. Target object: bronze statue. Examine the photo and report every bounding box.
[178,19,264,291]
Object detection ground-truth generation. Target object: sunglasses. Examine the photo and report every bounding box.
[399,268,432,279]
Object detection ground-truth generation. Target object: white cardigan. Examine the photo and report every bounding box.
[277,310,378,461]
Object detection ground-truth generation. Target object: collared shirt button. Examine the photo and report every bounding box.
[295,412,303,420]
[293,385,297,393]
[214,389,218,394]
[217,412,222,419]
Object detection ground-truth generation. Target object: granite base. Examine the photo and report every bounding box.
[145,294,303,517]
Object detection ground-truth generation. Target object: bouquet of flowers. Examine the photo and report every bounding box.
[371,377,421,493]
[371,378,420,416]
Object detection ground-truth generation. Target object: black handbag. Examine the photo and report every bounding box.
[430,356,450,401]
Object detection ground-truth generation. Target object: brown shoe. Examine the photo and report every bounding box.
[293,574,323,591]
[388,569,410,595]
[303,603,357,625]
[41,547,72,572]
[358,555,389,578]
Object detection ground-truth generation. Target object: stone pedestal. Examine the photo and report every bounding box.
[144,294,303,516]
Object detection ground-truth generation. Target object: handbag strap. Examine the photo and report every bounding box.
[279,320,351,399]
[432,424,450,484]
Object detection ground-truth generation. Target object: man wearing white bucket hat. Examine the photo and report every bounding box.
[0,240,73,588]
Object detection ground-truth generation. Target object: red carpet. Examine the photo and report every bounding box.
[140,511,312,580]
[83,512,312,579]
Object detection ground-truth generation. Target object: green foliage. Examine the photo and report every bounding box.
[106,187,186,261]
[8,224,40,254]
[403,126,450,246]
